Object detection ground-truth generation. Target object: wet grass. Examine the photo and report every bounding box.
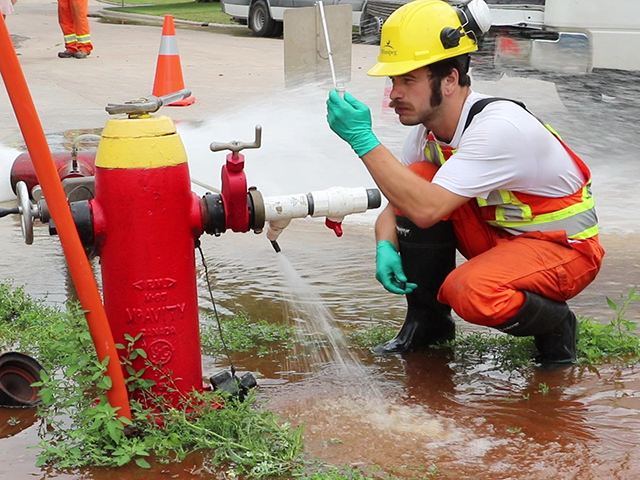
[0,282,382,479]
[103,0,236,25]
[200,311,294,359]
[348,287,640,371]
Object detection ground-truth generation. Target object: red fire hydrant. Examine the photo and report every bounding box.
[87,113,206,404]
[64,94,268,405]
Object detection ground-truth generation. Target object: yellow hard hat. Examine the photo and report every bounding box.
[368,0,491,77]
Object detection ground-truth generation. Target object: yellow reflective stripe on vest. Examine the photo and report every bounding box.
[483,183,599,239]
[424,140,446,166]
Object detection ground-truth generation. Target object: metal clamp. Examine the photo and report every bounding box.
[105,89,193,117]
[210,125,262,155]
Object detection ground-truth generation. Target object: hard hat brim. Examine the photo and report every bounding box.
[367,46,477,78]
[367,60,425,77]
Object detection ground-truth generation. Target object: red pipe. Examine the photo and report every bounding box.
[0,17,131,420]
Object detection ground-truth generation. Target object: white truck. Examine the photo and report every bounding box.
[220,0,366,37]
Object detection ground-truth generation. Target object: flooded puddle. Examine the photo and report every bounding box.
[1,70,640,479]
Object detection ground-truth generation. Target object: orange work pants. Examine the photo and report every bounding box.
[406,162,605,327]
[58,0,93,54]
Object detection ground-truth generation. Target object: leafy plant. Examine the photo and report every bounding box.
[577,287,640,363]
[32,321,305,476]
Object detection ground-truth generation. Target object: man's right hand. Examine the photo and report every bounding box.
[375,240,417,295]
[326,89,381,157]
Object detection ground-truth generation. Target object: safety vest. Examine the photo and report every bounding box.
[424,98,599,240]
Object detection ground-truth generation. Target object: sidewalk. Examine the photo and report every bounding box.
[0,0,380,145]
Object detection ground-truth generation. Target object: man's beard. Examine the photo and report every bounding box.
[389,80,443,126]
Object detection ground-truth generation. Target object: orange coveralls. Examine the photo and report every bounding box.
[405,160,605,328]
[58,0,93,55]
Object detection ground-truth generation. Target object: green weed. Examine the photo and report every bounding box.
[348,320,397,349]
[577,287,640,363]
[32,321,305,475]
[351,286,640,372]
[200,311,294,358]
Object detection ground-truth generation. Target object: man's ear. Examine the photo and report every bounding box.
[442,68,459,96]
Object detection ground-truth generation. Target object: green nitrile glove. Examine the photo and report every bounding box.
[326,89,381,157]
[375,240,418,295]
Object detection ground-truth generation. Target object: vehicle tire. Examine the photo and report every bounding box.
[358,8,383,45]
[249,0,278,37]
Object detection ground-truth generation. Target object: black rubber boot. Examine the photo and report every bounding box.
[494,291,577,366]
[372,216,457,355]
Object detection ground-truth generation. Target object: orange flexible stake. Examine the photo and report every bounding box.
[0,17,131,420]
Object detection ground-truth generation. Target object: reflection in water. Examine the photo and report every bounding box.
[0,407,37,439]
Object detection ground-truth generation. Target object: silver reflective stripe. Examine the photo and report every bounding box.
[488,207,599,238]
[77,34,91,44]
[158,36,179,56]
[485,190,507,206]
[496,204,528,222]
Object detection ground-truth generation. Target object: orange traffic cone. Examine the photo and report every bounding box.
[152,15,195,106]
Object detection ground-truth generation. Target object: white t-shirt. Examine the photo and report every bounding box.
[401,91,585,199]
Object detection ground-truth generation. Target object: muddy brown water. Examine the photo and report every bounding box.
[1,72,640,478]
[1,218,639,479]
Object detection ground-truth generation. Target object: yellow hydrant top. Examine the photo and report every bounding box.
[95,115,187,169]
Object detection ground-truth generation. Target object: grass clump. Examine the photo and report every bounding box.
[347,320,396,349]
[447,331,535,371]
[351,287,640,372]
[200,311,294,358]
[0,282,79,371]
[105,1,236,24]
[32,318,305,476]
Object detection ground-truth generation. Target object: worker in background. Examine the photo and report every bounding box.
[0,0,16,21]
[326,0,604,366]
[57,0,92,59]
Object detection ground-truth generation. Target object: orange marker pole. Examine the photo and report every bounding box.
[0,17,131,420]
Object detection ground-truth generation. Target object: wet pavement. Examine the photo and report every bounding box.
[1,0,640,478]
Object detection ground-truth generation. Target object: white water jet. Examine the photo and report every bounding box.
[0,144,20,202]
[275,250,386,402]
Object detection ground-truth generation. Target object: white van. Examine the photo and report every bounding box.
[220,0,369,37]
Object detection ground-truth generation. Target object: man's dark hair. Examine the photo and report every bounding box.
[426,54,472,107]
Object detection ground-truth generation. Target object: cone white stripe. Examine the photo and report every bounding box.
[158,36,180,56]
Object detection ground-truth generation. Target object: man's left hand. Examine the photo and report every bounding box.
[326,89,381,157]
